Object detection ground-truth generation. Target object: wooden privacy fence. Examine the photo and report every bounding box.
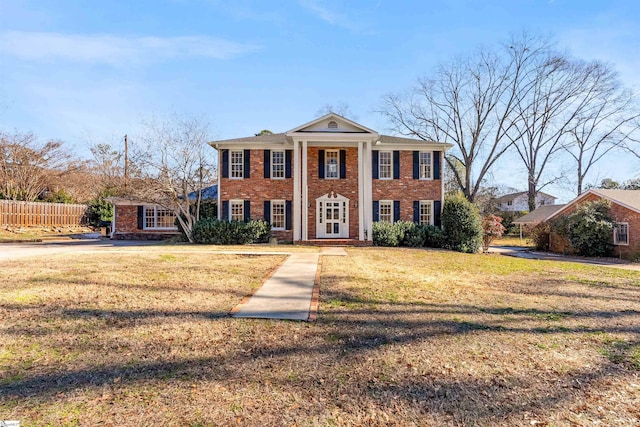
[0,200,89,227]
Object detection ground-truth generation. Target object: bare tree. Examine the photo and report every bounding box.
[317,103,358,120]
[563,66,639,195]
[129,114,214,243]
[90,143,125,193]
[379,35,548,202]
[0,131,72,201]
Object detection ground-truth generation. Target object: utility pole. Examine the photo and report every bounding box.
[124,134,129,192]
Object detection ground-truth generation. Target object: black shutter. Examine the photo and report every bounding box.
[412,151,419,179]
[372,150,379,179]
[264,150,270,178]
[137,206,144,229]
[264,201,270,222]
[243,150,250,178]
[434,151,441,180]
[244,200,250,221]
[222,201,229,221]
[318,150,325,179]
[340,149,346,179]
[221,150,229,178]
[285,200,292,230]
[413,201,420,223]
[285,150,292,178]
[434,200,442,227]
[394,201,401,223]
[393,151,400,179]
[373,201,379,222]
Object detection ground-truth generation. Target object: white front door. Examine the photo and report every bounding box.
[316,192,349,238]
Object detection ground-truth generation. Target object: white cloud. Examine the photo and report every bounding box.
[0,31,259,66]
[297,0,368,33]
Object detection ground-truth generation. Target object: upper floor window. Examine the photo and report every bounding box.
[419,201,433,225]
[230,150,244,179]
[379,201,393,223]
[271,150,285,179]
[144,206,177,230]
[614,222,629,245]
[230,200,244,222]
[271,200,285,230]
[507,200,513,206]
[325,150,339,179]
[419,152,432,179]
[379,151,392,180]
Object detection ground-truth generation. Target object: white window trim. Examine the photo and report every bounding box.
[379,200,394,223]
[378,151,393,180]
[325,149,339,180]
[143,206,178,230]
[271,199,285,230]
[230,150,244,180]
[419,151,433,180]
[229,199,244,222]
[419,200,434,226]
[614,222,629,246]
[271,150,285,180]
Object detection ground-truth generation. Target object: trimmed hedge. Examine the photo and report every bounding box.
[372,221,445,248]
[191,219,271,245]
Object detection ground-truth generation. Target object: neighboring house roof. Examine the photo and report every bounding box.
[494,191,557,203]
[188,184,218,201]
[546,189,640,221]
[513,204,566,224]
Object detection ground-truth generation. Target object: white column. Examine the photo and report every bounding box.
[364,140,373,241]
[293,140,301,241]
[358,141,364,240]
[302,140,308,241]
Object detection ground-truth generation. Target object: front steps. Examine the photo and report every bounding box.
[295,239,373,247]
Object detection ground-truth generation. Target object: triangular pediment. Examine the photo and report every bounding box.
[286,113,377,135]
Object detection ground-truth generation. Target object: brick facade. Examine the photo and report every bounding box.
[112,205,179,240]
[549,193,640,258]
[372,150,442,222]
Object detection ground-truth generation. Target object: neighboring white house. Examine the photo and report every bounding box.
[496,191,557,212]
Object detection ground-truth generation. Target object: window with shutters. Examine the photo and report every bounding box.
[379,151,392,179]
[419,152,432,179]
[379,201,393,223]
[230,150,244,178]
[144,206,177,230]
[271,200,285,230]
[419,201,433,225]
[325,150,339,179]
[614,222,629,245]
[271,150,285,179]
[230,200,244,221]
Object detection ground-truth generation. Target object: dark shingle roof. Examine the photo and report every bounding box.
[210,133,288,144]
[513,204,566,224]
[188,184,218,201]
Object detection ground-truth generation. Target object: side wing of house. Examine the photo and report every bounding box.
[108,198,180,240]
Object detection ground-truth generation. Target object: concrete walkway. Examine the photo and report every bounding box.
[231,246,348,321]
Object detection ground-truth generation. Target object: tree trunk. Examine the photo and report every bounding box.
[528,176,537,212]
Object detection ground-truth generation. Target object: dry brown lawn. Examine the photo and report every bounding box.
[1,246,639,426]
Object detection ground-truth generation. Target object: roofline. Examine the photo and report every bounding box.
[512,205,567,224]
[546,189,640,221]
[285,113,377,135]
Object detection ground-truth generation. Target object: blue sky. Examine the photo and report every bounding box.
[1,0,639,202]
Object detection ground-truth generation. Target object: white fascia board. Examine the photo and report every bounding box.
[287,132,379,143]
[374,141,454,151]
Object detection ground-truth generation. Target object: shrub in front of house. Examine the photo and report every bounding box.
[191,219,271,245]
[553,199,615,257]
[528,222,551,251]
[372,221,445,248]
[441,193,482,253]
[372,221,404,247]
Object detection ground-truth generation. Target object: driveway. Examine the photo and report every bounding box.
[0,239,160,261]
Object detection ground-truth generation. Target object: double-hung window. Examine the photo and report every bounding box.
[325,150,339,179]
[419,201,433,225]
[271,200,285,230]
[230,200,244,222]
[230,150,244,179]
[419,152,432,179]
[614,222,629,245]
[379,151,392,179]
[271,150,285,179]
[379,201,393,223]
[144,206,177,230]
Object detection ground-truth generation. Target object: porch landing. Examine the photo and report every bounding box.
[295,239,373,247]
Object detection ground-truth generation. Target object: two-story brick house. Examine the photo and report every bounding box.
[211,114,452,244]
